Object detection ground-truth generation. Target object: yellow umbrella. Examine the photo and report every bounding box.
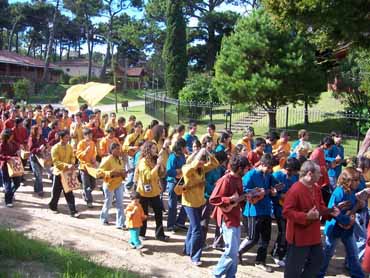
[79,82,115,107]
[62,84,86,113]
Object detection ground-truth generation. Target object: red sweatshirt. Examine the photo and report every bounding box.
[283,181,329,247]
[12,127,28,145]
[0,141,20,169]
[209,173,243,228]
[309,148,329,187]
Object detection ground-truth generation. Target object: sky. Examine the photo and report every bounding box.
[8,0,248,55]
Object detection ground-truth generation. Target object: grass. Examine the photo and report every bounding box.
[0,228,137,278]
[28,83,145,105]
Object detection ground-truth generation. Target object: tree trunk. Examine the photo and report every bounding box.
[86,20,92,82]
[15,32,19,53]
[27,39,33,56]
[268,110,277,130]
[42,0,60,82]
[99,40,110,79]
[67,43,71,60]
[8,20,18,51]
[304,96,309,125]
[59,40,63,61]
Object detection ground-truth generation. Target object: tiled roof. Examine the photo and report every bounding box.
[0,50,58,69]
[55,59,101,68]
[116,65,146,77]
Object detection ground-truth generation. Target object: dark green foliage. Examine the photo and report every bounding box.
[162,0,187,98]
[179,74,219,103]
[214,10,325,128]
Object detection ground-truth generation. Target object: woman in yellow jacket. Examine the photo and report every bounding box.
[97,142,126,229]
[135,141,169,241]
[179,148,219,266]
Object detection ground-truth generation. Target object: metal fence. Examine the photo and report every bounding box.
[144,92,370,156]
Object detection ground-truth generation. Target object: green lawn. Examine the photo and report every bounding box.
[0,228,137,278]
[28,83,145,105]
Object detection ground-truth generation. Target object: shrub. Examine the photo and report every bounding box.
[13,78,33,101]
[179,74,220,103]
[69,76,87,85]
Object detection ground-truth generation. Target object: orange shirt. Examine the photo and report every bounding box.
[98,136,120,157]
[272,139,291,157]
[144,129,153,141]
[76,139,97,170]
[61,117,72,130]
[237,138,252,153]
[125,202,146,229]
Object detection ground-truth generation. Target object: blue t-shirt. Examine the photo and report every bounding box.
[272,170,299,217]
[325,144,344,178]
[42,127,51,140]
[215,144,226,153]
[166,152,186,183]
[242,168,277,217]
[264,144,273,154]
[324,186,357,237]
[205,166,226,200]
[184,133,198,154]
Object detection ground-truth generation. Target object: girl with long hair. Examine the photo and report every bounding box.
[28,125,47,196]
[135,141,169,241]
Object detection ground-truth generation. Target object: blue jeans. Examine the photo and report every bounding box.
[129,228,141,247]
[100,184,125,228]
[213,222,241,278]
[80,170,96,203]
[124,157,135,190]
[353,211,368,261]
[29,156,43,193]
[166,181,186,229]
[184,206,203,263]
[2,166,21,205]
[318,232,364,278]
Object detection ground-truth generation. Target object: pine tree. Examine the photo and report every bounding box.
[162,0,187,98]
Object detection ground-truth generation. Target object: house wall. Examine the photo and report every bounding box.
[58,65,101,78]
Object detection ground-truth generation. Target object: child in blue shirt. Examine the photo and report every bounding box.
[318,167,365,278]
[271,157,300,267]
[325,132,345,191]
[239,153,277,272]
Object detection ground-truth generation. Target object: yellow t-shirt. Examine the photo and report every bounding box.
[51,142,75,176]
[97,155,125,191]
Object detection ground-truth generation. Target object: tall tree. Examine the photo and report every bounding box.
[99,0,143,79]
[262,0,370,49]
[214,10,325,129]
[162,0,187,98]
[43,0,60,82]
[64,0,103,81]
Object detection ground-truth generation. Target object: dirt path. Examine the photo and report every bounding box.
[0,171,350,278]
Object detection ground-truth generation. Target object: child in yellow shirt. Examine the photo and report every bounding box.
[125,192,147,249]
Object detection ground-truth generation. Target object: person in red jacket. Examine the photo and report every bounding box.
[283,160,339,278]
[209,155,249,278]
[12,117,28,146]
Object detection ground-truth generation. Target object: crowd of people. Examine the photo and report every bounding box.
[0,99,370,278]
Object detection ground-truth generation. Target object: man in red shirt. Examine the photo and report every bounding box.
[247,137,265,167]
[4,109,17,129]
[283,160,339,278]
[12,118,28,146]
[209,155,249,278]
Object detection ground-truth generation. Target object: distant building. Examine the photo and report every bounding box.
[55,59,102,78]
[115,65,148,89]
[0,50,61,84]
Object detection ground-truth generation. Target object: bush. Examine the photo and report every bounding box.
[179,74,220,103]
[13,78,33,101]
[69,76,87,85]
[60,72,71,84]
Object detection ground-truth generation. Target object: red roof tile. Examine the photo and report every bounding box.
[0,50,58,69]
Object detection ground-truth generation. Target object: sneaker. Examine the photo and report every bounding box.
[191,261,202,267]
[174,224,188,231]
[273,257,285,267]
[37,191,44,197]
[156,235,169,242]
[136,244,144,250]
[129,242,136,249]
[71,212,80,218]
[255,262,273,273]
[139,236,147,241]
[50,209,59,214]
[86,202,93,208]
[6,203,13,208]
[102,221,109,226]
